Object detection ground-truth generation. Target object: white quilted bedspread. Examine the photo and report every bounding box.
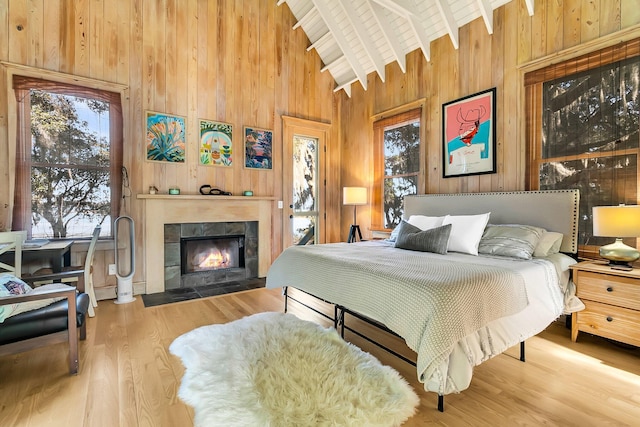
[266,241,557,393]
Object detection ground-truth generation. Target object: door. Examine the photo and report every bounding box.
[282,116,330,248]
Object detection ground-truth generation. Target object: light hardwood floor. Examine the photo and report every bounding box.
[1,287,639,426]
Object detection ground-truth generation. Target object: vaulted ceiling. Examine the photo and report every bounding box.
[277,0,535,97]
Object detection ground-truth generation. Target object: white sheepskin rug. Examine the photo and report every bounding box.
[169,311,419,427]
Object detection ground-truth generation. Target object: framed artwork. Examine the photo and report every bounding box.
[145,111,186,163]
[199,120,233,167]
[442,88,496,178]
[244,126,273,170]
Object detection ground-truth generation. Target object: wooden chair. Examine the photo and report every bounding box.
[59,225,100,317]
[84,225,100,316]
[0,231,26,276]
[0,230,89,375]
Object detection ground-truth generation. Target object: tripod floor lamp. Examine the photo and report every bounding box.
[343,187,367,243]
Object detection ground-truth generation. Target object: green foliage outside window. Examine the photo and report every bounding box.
[540,58,639,247]
[29,90,111,238]
[382,121,420,229]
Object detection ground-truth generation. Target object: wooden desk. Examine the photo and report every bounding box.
[1,240,73,273]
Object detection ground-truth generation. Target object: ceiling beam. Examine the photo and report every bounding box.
[320,54,347,73]
[369,0,416,17]
[367,0,406,73]
[307,31,332,52]
[334,77,357,97]
[435,0,459,49]
[311,0,368,90]
[476,0,494,34]
[339,0,386,82]
[292,5,317,30]
[524,0,535,16]
[407,14,431,61]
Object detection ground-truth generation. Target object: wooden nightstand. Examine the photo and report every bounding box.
[570,261,640,347]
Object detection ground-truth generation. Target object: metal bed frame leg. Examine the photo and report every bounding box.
[283,286,288,313]
[336,306,345,337]
[433,342,524,412]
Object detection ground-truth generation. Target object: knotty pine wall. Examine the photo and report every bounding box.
[0,0,339,296]
[339,0,640,238]
[2,0,640,295]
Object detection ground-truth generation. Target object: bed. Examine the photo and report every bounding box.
[266,190,582,410]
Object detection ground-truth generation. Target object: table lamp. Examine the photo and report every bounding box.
[343,187,367,243]
[592,205,640,270]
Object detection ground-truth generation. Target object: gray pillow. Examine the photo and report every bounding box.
[394,221,452,254]
[478,224,545,260]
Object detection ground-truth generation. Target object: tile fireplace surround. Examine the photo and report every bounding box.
[138,194,274,294]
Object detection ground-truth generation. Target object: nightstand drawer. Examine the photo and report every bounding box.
[577,300,640,347]
[575,271,640,311]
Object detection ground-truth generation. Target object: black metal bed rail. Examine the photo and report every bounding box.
[282,286,526,413]
[282,286,339,328]
[336,305,417,367]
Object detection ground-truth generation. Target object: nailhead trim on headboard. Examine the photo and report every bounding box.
[403,189,580,254]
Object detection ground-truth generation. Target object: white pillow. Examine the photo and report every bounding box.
[407,215,446,231]
[442,213,491,255]
[533,231,564,257]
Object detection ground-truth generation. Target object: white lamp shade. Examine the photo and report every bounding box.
[592,205,640,237]
[343,187,367,205]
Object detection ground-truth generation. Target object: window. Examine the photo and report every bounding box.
[12,76,123,239]
[526,40,640,257]
[372,108,422,230]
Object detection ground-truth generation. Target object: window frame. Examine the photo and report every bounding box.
[525,39,640,258]
[372,103,425,231]
[12,75,124,239]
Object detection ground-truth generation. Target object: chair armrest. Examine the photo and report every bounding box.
[22,270,85,293]
[0,285,77,306]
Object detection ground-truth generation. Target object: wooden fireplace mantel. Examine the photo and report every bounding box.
[137,194,276,201]
[137,193,275,294]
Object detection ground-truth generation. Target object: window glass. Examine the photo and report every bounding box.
[542,58,640,158]
[12,76,122,240]
[375,112,421,229]
[527,41,640,254]
[30,91,112,238]
[540,155,637,246]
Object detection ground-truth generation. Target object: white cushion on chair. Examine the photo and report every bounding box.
[0,275,67,322]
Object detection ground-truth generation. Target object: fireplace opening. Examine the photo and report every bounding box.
[181,235,245,275]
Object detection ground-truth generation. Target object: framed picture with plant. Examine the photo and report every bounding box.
[145,111,186,164]
[244,126,273,170]
[199,119,233,167]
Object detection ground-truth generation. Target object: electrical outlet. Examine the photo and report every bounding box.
[108,264,117,275]
[278,200,283,209]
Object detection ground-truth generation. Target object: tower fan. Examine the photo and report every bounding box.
[114,215,136,304]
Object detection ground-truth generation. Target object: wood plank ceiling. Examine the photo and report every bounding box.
[277,0,534,96]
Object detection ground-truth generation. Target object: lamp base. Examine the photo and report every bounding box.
[347,224,363,243]
[607,261,634,272]
[599,238,639,270]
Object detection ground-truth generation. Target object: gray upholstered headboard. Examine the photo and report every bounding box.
[403,190,580,254]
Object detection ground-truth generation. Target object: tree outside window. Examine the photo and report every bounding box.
[13,77,123,239]
[526,40,640,257]
[373,108,422,230]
